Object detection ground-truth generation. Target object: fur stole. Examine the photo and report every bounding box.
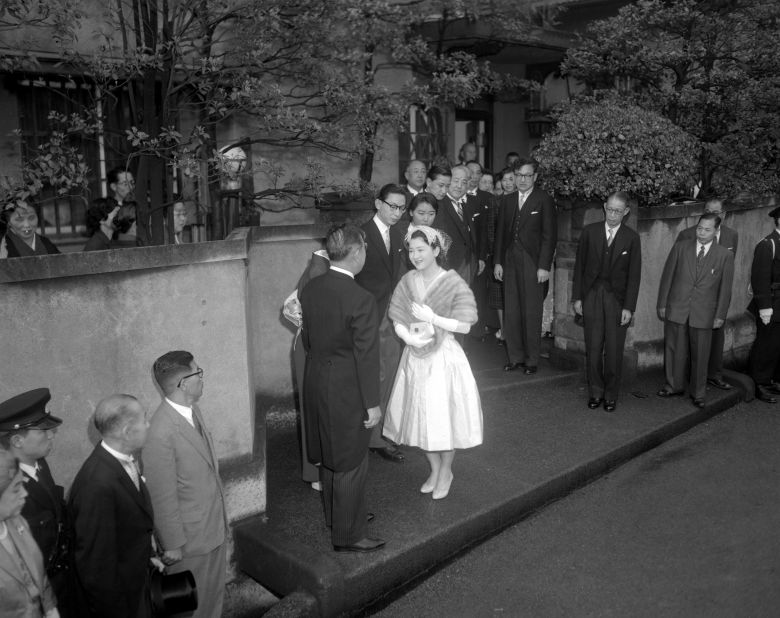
[389,268,477,357]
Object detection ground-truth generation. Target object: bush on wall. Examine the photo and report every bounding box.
[534,96,699,206]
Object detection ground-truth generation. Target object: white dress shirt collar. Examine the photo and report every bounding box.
[330,265,354,279]
[697,240,713,257]
[372,215,390,236]
[19,462,38,481]
[407,185,420,197]
[101,440,135,464]
[605,222,621,237]
[166,397,194,426]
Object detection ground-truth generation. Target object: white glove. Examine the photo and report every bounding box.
[759,308,773,326]
[411,302,436,323]
[282,290,302,328]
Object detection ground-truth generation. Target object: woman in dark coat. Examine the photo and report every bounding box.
[83,198,120,251]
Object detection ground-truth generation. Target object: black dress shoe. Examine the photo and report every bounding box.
[707,377,733,390]
[504,362,524,372]
[497,339,506,347]
[333,537,386,553]
[755,385,778,404]
[692,397,706,408]
[657,388,683,398]
[767,382,780,395]
[587,397,603,409]
[523,366,538,375]
[371,446,404,463]
[603,400,617,412]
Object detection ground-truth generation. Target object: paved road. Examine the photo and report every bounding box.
[369,404,780,617]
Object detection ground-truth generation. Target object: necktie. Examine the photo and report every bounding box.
[454,198,463,219]
[193,413,204,438]
[607,228,614,247]
[383,227,390,254]
[126,456,141,490]
[518,192,526,210]
[696,243,706,274]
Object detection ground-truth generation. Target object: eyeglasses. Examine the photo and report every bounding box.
[178,368,204,388]
[381,199,406,213]
[515,173,535,179]
[605,208,626,215]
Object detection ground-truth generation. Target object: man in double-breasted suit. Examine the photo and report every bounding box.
[436,165,484,286]
[573,192,642,412]
[301,223,384,553]
[0,388,73,616]
[657,213,735,407]
[748,206,780,403]
[0,417,58,618]
[494,158,557,374]
[69,394,155,618]
[144,351,228,618]
[675,198,739,391]
[355,184,407,463]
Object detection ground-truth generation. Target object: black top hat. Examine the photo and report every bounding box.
[150,569,198,616]
[769,206,780,219]
[0,388,63,432]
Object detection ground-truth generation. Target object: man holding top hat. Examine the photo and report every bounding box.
[0,388,73,616]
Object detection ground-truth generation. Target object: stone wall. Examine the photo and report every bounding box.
[553,197,779,374]
[0,232,265,580]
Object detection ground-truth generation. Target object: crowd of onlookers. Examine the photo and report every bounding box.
[0,167,188,258]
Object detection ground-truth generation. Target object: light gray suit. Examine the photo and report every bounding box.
[0,515,57,618]
[143,401,227,618]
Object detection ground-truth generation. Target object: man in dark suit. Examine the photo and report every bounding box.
[69,394,156,618]
[657,213,735,407]
[355,184,407,463]
[301,223,384,553]
[437,165,484,285]
[675,198,738,391]
[401,160,427,206]
[144,351,228,618]
[465,160,492,337]
[494,158,558,374]
[748,206,780,403]
[0,388,73,616]
[573,193,642,412]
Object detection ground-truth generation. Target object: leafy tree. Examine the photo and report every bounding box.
[1,0,545,240]
[561,0,780,198]
[535,96,699,206]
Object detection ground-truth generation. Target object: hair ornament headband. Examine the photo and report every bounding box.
[405,224,451,259]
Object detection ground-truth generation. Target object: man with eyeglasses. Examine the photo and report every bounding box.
[0,388,73,616]
[143,351,227,618]
[402,160,428,206]
[494,158,557,375]
[674,198,738,392]
[573,193,641,412]
[355,184,408,463]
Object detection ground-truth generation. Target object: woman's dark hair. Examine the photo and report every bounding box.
[1,199,37,226]
[409,229,447,267]
[426,164,452,182]
[498,167,514,181]
[85,198,117,236]
[408,192,439,214]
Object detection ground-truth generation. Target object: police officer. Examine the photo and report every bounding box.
[748,207,780,403]
[0,388,73,616]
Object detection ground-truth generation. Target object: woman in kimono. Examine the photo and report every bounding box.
[282,249,331,490]
[0,200,60,258]
[384,226,483,500]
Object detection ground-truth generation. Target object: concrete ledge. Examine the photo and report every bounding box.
[263,591,319,618]
[233,517,345,617]
[236,383,741,617]
[0,231,249,283]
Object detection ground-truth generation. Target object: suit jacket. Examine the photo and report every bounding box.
[21,458,68,573]
[436,195,480,274]
[355,219,407,317]
[69,444,154,618]
[676,223,738,255]
[494,187,557,270]
[750,230,780,321]
[657,240,735,329]
[573,222,642,311]
[301,269,380,472]
[0,515,57,618]
[142,401,227,558]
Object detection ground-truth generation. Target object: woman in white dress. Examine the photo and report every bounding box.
[383,226,483,500]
